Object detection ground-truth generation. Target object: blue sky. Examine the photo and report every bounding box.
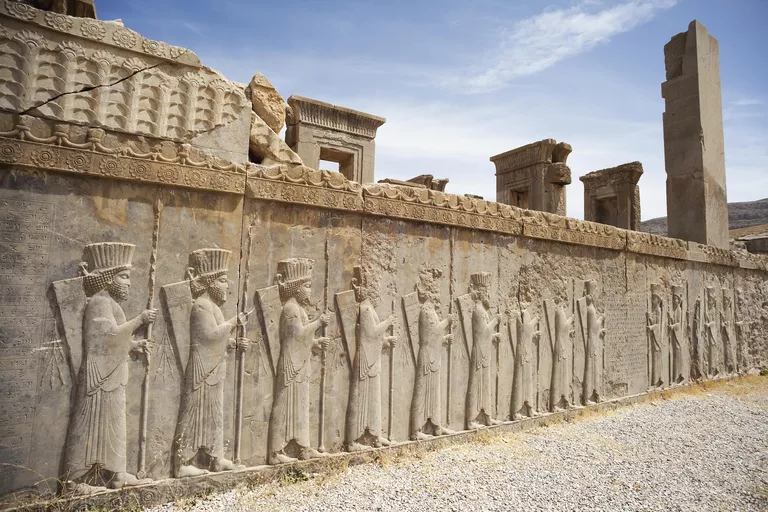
[99,0,767,220]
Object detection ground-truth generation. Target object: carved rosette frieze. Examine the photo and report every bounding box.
[522,210,626,250]
[0,125,246,194]
[627,231,687,260]
[363,184,523,235]
[246,164,364,212]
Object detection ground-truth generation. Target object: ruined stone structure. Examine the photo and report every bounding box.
[285,95,385,184]
[0,6,766,508]
[491,139,572,215]
[662,21,729,248]
[580,162,643,230]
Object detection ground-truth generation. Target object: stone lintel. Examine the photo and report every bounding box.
[580,161,644,186]
[287,95,386,139]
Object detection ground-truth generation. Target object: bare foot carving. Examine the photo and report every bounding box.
[177,465,209,478]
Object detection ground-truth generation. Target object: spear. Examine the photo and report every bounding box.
[233,223,254,464]
[138,197,162,478]
[387,298,395,442]
[318,237,331,453]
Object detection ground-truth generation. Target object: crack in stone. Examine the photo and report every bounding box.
[17,61,165,116]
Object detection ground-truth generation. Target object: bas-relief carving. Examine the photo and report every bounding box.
[511,306,539,419]
[647,284,667,388]
[458,272,502,429]
[55,242,156,493]
[701,286,721,377]
[577,280,605,405]
[720,289,736,375]
[668,284,688,384]
[265,258,330,464]
[338,266,396,451]
[544,299,574,412]
[408,268,456,440]
[168,249,247,478]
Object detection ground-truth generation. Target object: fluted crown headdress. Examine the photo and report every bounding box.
[189,248,231,278]
[276,258,313,284]
[650,283,662,297]
[671,284,684,297]
[470,272,491,288]
[585,279,598,295]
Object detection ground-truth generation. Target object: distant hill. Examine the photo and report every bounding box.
[640,198,768,237]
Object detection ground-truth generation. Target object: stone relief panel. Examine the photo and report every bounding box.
[668,283,689,384]
[576,279,606,405]
[647,283,668,389]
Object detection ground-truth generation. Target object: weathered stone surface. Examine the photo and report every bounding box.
[249,73,286,134]
[662,21,729,248]
[0,8,767,510]
[580,161,643,231]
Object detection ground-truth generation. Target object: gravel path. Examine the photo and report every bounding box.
[153,378,768,512]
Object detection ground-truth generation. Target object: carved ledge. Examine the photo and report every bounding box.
[0,120,246,194]
[246,164,364,212]
[287,96,386,139]
[363,183,524,235]
[627,231,687,260]
[521,210,628,250]
[580,161,644,186]
[1,0,201,65]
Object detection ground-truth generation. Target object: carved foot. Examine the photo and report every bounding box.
[373,436,391,447]
[488,417,503,425]
[435,425,456,436]
[468,421,484,430]
[345,441,369,452]
[211,457,245,472]
[108,472,152,489]
[268,452,298,465]
[177,465,210,478]
[64,481,106,495]
[412,431,433,441]
[299,447,329,460]
[511,413,523,421]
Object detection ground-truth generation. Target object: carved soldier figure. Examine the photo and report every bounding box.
[344,267,397,451]
[703,286,720,377]
[550,305,574,411]
[268,258,330,463]
[63,243,155,491]
[668,284,687,384]
[734,288,750,372]
[580,280,605,405]
[174,249,247,478]
[647,284,664,388]
[410,268,455,440]
[721,290,736,375]
[512,307,539,419]
[465,272,501,429]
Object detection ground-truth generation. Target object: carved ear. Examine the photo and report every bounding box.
[186,267,197,281]
[275,273,284,285]
[78,262,89,277]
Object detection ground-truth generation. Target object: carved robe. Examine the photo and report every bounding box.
[721,308,736,374]
[466,302,493,422]
[670,304,685,382]
[175,296,230,464]
[345,299,384,443]
[512,310,536,415]
[550,307,571,408]
[649,303,663,386]
[64,292,132,479]
[583,302,603,403]
[269,299,314,452]
[705,308,719,375]
[410,304,446,435]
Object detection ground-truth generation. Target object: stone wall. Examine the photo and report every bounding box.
[0,2,767,504]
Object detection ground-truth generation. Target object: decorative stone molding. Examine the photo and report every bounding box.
[1,0,201,66]
[626,231,687,260]
[522,209,627,250]
[363,183,524,235]
[0,120,246,194]
[246,164,364,212]
[287,96,386,139]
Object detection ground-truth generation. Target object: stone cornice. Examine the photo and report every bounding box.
[580,162,644,186]
[287,96,386,139]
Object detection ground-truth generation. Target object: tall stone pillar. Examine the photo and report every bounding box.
[662,21,728,248]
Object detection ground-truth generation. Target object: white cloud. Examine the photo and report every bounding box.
[460,0,677,93]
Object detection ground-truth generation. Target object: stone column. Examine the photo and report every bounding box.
[662,21,728,248]
[580,162,643,230]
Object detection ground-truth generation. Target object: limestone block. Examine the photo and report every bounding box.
[249,73,286,134]
[249,111,303,166]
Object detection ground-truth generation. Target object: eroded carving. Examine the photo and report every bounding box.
[647,283,667,388]
[511,307,540,419]
[577,280,605,405]
[59,242,156,493]
[721,289,736,375]
[459,272,502,429]
[668,284,688,384]
[409,268,456,440]
[266,258,330,464]
[544,299,574,411]
[702,286,721,377]
[338,266,396,451]
[170,249,246,478]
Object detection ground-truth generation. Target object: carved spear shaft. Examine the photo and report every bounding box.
[388,298,395,442]
[318,237,330,453]
[138,197,162,478]
[233,223,254,464]
[495,304,501,419]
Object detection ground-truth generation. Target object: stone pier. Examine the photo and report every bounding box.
[580,162,643,230]
[662,21,729,248]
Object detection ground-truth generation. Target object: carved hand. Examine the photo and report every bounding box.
[492,332,501,344]
[320,312,330,327]
[141,308,158,324]
[236,337,250,352]
[131,339,154,356]
[386,336,397,348]
[444,333,454,345]
[319,336,332,351]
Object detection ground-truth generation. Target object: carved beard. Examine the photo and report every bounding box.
[482,298,491,310]
[208,285,227,306]
[295,287,311,306]
[108,281,130,302]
